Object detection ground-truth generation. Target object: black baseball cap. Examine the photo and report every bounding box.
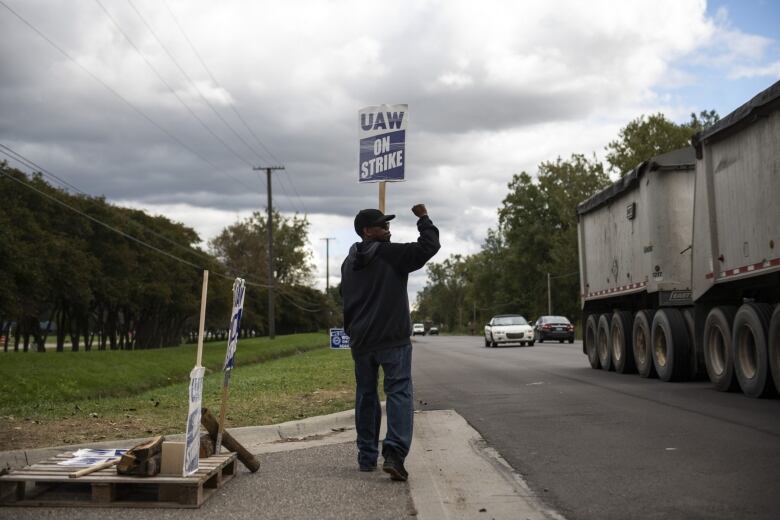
[354,209,395,236]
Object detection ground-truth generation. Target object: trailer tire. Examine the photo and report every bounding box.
[610,311,635,373]
[733,303,774,398]
[682,308,702,380]
[633,310,656,378]
[769,305,780,396]
[597,314,612,371]
[651,308,691,382]
[585,314,600,369]
[703,306,738,392]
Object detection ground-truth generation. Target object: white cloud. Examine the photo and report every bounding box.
[2,0,776,305]
[729,60,780,79]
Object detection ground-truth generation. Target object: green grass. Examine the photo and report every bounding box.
[62,347,358,430]
[0,333,328,416]
[0,334,366,449]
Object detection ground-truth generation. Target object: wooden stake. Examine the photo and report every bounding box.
[201,408,260,472]
[215,371,231,454]
[196,270,209,367]
[69,458,119,478]
[378,181,386,212]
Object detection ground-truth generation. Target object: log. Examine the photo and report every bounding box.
[201,408,260,472]
[117,435,164,476]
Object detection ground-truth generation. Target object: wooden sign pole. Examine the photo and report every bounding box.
[379,181,386,212]
[195,270,209,368]
[183,270,209,476]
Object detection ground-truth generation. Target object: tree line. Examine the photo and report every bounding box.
[412,111,719,333]
[0,165,335,352]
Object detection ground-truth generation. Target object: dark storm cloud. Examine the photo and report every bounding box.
[2,0,771,273]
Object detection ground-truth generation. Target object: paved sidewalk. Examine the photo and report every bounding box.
[0,409,563,519]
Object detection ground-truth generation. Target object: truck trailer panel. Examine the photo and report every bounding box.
[692,105,780,301]
[577,148,696,307]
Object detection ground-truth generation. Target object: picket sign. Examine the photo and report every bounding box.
[183,270,209,476]
[216,278,246,454]
[358,104,408,212]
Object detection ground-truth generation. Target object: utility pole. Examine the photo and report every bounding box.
[253,165,285,339]
[547,272,552,315]
[321,237,335,293]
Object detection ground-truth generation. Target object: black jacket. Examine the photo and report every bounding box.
[340,215,440,355]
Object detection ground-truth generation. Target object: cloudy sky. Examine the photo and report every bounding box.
[1,0,778,305]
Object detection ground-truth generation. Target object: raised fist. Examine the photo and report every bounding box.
[411,204,428,218]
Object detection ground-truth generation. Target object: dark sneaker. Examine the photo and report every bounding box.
[382,450,408,481]
[359,464,377,472]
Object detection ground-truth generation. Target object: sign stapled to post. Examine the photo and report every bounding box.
[358,104,407,183]
[184,365,204,475]
[330,328,350,349]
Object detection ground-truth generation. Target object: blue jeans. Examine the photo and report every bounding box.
[353,343,413,468]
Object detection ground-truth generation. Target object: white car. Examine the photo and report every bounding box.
[412,323,425,336]
[484,315,535,347]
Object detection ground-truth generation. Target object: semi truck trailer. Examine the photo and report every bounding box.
[577,80,780,398]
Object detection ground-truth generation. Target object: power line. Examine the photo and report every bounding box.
[1,151,323,311]
[0,0,259,196]
[126,0,262,166]
[162,0,277,164]
[0,152,265,287]
[0,143,216,265]
[95,0,254,169]
[161,0,310,216]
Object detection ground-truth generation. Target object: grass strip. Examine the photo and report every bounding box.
[1,346,361,450]
[0,333,327,415]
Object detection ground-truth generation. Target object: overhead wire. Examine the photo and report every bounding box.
[94,0,255,170]
[128,0,269,166]
[0,143,216,265]
[0,0,259,196]
[161,0,310,216]
[0,149,322,309]
[0,3,322,309]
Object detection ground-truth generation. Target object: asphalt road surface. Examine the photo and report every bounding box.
[411,335,780,520]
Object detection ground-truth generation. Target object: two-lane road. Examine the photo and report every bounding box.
[411,335,780,520]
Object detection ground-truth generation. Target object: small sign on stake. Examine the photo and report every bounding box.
[330,328,350,349]
[183,366,204,475]
[183,270,209,476]
[216,278,246,454]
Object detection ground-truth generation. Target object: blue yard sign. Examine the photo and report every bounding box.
[358,104,407,183]
[330,328,351,349]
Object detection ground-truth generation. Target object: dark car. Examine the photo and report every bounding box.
[533,316,575,343]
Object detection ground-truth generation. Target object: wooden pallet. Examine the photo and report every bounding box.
[0,451,237,508]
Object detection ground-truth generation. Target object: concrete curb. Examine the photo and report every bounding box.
[0,407,359,471]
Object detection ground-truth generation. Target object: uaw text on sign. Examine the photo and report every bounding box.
[358,104,407,183]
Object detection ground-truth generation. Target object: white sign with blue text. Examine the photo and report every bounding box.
[183,366,204,476]
[223,278,246,372]
[330,328,351,349]
[358,104,407,183]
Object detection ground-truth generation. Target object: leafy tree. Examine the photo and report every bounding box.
[210,210,330,334]
[605,110,719,174]
[415,154,609,330]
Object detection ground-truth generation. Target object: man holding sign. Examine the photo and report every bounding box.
[340,204,440,481]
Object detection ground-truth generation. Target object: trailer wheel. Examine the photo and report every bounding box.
[733,303,774,398]
[651,308,691,382]
[585,314,600,369]
[611,311,635,374]
[769,305,780,395]
[703,306,738,392]
[633,310,656,378]
[597,314,612,371]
